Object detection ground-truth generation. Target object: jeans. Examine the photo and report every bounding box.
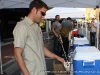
[90,32,96,46]
[62,37,69,56]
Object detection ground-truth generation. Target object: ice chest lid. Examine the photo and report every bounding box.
[75,46,99,53]
[74,37,88,41]
[73,41,89,44]
[74,52,100,60]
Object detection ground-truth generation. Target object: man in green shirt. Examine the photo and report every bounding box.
[13,0,65,75]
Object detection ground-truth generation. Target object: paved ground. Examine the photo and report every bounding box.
[1,43,14,64]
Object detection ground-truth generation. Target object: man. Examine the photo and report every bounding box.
[13,0,65,75]
[61,17,72,57]
[52,15,61,56]
[89,18,97,46]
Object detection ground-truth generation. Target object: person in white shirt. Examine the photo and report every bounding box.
[89,18,97,46]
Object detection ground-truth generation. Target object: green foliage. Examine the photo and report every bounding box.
[86,13,92,21]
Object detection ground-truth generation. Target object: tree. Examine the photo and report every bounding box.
[86,13,92,21]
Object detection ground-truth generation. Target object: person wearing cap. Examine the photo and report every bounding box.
[16,17,24,25]
[13,0,65,75]
[61,17,72,57]
[20,17,24,21]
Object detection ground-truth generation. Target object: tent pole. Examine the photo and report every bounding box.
[96,8,99,49]
[82,22,83,34]
[97,12,99,49]
[85,16,87,38]
[0,39,3,74]
[86,21,87,38]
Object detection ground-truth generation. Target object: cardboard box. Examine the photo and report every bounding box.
[53,60,69,75]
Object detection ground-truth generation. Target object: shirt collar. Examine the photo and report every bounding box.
[24,16,35,26]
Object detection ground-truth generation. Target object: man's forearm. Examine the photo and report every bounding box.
[52,28,58,37]
[94,24,97,28]
[14,48,30,75]
[43,46,57,59]
[43,47,65,64]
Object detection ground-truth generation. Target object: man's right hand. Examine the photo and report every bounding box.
[55,34,58,38]
[14,47,30,75]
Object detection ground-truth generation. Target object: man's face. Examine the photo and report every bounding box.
[34,7,47,23]
[56,16,60,21]
[92,18,95,22]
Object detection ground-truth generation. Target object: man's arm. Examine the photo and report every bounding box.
[52,28,58,37]
[14,48,30,75]
[93,22,97,28]
[59,25,62,30]
[43,46,65,63]
[52,22,58,37]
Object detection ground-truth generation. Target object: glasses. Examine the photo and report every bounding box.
[40,11,46,16]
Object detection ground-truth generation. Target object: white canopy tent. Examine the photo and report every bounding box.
[0,0,100,9]
[44,7,85,18]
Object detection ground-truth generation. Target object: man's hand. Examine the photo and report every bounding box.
[55,55,65,64]
[55,33,58,38]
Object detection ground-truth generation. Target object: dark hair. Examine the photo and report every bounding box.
[29,0,48,13]
[92,18,95,20]
[67,17,71,20]
[55,15,59,19]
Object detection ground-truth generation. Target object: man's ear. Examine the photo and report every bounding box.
[32,7,37,14]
